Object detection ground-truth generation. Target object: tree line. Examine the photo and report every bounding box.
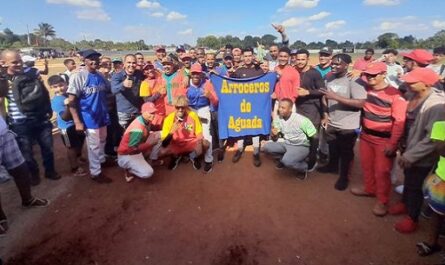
[1,22,444,51]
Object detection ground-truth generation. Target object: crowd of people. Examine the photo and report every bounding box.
[0,25,445,259]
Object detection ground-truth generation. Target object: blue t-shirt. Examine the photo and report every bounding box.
[51,94,74,130]
[67,70,110,129]
[187,82,210,110]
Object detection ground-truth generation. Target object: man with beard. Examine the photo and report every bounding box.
[67,49,112,183]
[111,54,144,129]
[319,54,367,191]
[294,49,325,171]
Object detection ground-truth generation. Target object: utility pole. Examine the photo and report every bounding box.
[26,24,31,46]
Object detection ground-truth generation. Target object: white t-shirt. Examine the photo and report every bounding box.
[0,116,8,136]
[427,64,445,78]
[386,63,404,88]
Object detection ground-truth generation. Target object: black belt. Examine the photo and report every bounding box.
[362,126,391,139]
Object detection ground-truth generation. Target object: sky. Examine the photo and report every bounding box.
[1,0,445,45]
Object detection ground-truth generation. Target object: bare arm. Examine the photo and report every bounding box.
[67,94,84,131]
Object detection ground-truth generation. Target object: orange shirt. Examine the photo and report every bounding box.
[274,65,300,101]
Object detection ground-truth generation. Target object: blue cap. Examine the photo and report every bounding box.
[80,49,101,59]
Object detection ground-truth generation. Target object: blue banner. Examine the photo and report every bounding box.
[210,72,277,139]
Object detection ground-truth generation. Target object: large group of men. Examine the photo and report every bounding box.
[0,24,445,258]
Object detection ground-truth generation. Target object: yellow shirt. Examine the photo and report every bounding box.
[161,111,202,141]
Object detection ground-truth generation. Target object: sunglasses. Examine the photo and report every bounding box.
[364,73,381,78]
[175,106,186,110]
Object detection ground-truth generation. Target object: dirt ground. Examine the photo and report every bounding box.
[0,135,443,265]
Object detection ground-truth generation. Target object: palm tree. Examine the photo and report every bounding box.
[34,23,56,46]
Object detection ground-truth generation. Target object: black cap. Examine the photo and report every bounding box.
[80,49,101,59]
[176,45,185,52]
[290,49,298,55]
[223,52,233,59]
[319,47,333,55]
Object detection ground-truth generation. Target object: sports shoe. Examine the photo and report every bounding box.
[72,167,87,177]
[168,156,181,170]
[217,149,225,162]
[394,216,417,234]
[253,153,261,167]
[192,158,202,170]
[388,202,408,215]
[45,171,61,180]
[350,187,375,197]
[307,161,318,172]
[318,152,329,165]
[373,202,388,217]
[232,150,243,163]
[334,177,349,191]
[22,197,50,208]
[204,162,213,173]
[91,173,112,184]
[295,169,308,180]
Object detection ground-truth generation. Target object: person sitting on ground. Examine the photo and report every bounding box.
[416,120,445,257]
[158,95,209,171]
[262,98,317,180]
[49,75,87,177]
[117,102,161,183]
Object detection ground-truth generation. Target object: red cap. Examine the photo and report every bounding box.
[190,63,202,73]
[155,46,166,52]
[400,68,440,86]
[400,49,434,65]
[143,61,154,70]
[181,53,192,60]
[363,62,387,75]
[141,102,157,114]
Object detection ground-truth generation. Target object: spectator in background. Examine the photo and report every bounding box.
[112,57,123,75]
[427,46,445,90]
[232,48,243,70]
[221,53,234,76]
[353,48,375,72]
[22,55,48,77]
[181,53,193,77]
[290,49,298,67]
[189,48,197,63]
[135,52,145,70]
[154,46,167,71]
[381,49,404,89]
[398,49,434,95]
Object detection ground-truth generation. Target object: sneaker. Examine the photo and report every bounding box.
[72,167,87,177]
[295,169,308,180]
[334,177,349,191]
[91,173,112,184]
[192,158,202,170]
[388,202,408,215]
[45,171,62,180]
[394,216,417,234]
[307,161,318,172]
[168,156,181,170]
[395,185,404,194]
[22,197,50,208]
[275,161,285,170]
[232,150,243,163]
[318,152,329,165]
[373,202,388,217]
[350,187,375,197]
[217,149,225,162]
[253,153,261,167]
[204,162,213,173]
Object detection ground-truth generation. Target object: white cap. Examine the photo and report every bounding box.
[22,55,37,63]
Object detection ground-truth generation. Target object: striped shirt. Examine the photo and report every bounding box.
[361,85,408,147]
[6,80,27,123]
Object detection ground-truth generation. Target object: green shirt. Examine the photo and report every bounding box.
[431,121,445,180]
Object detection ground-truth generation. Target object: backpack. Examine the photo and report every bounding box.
[12,72,52,119]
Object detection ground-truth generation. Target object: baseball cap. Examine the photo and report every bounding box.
[181,53,192,60]
[155,46,166,52]
[431,121,445,141]
[290,49,298,55]
[400,67,440,86]
[363,62,387,75]
[141,102,157,114]
[112,57,122,63]
[319,47,333,55]
[223,52,233,59]
[173,95,189,107]
[22,55,37,63]
[190,63,202,73]
[80,49,101,59]
[143,61,154,70]
[232,48,242,54]
[400,49,434,65]
[176,45,185,52]
[161,57,175,65]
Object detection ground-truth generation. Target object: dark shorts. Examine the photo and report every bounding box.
[60,126,85,149]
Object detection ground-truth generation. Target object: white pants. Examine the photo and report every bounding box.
[85,127,107,176]
[118,153,154,178]
[193,106,213,163]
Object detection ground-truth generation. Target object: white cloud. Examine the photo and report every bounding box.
[318,32,334,38]
[284,0,319,8]
[376,18,429,33]
[150,12,164,17]
[47,0,101,8]
[432,20,445,29]
[166,11,187,21]
[306,27,318,33]
[76,8,110,21]
[178,28,193,35]
[363,0,400,6]
[136,0,161,9]
[308,11,330,21]
[281,17,305,28]
[325,20,346,30]
[379,21,401,31]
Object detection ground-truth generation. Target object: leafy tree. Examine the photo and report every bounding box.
[377,32,399,49]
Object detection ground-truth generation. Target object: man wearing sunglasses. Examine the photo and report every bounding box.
[350,62,407,217]
[158,95,209,171]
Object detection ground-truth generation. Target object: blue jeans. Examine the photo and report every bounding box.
[10,119,56,179]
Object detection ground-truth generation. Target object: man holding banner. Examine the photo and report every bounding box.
[210,47,277,168]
